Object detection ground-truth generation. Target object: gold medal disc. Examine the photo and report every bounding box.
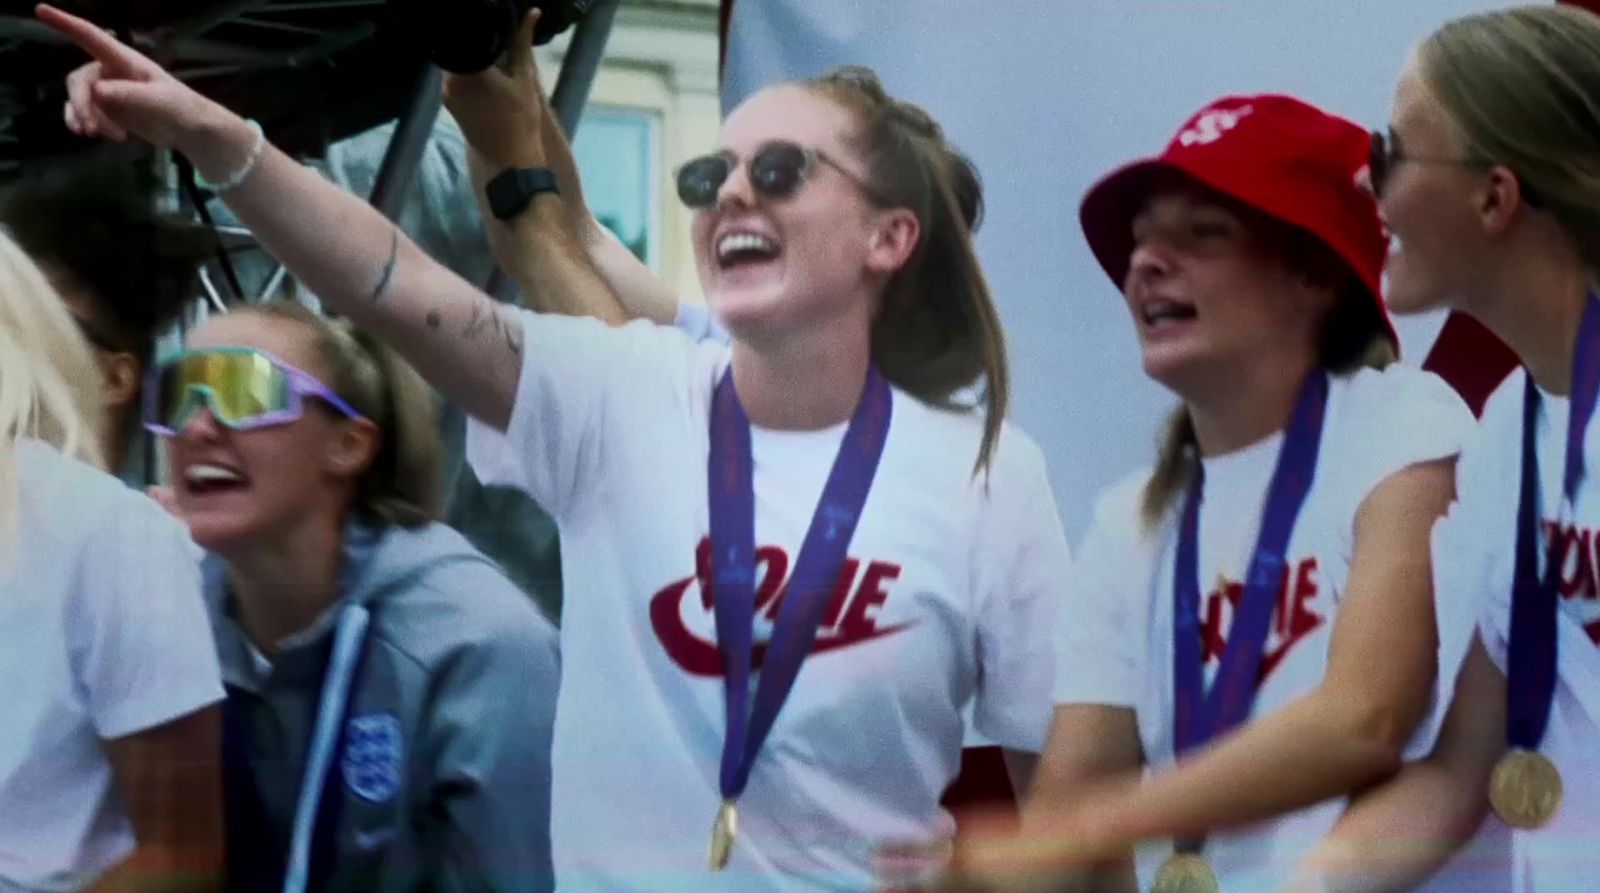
[1489,749,1563,829]
[708,799,738,871]
[1151,852,1220,893]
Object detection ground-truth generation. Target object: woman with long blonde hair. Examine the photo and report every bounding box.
[1295,7,1600,890]
[0,229,225,891]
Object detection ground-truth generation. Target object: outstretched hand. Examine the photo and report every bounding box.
[38,3,225,150]
[442,9,549,170]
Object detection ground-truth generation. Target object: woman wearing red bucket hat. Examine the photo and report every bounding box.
[1293,7,1600,892]
[936,94,1475,892]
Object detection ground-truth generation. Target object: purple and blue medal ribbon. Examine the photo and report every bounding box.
[1508,294,1600,755]
[707,366,892,850]
[1172,371,1328,856]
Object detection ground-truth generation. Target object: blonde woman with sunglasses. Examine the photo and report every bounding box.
[0,229,225,892]
[1293,8,1600,891]
[38,4,1071,889]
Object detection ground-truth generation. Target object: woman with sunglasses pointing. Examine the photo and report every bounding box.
[1291,8,1600,891]
[39,4,1071,890]
[452,57,1062,893]
[143,301,560,893]
[461,61,1051,887]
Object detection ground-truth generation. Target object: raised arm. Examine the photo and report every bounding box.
[442,12,682,325]
[40,3,545,430]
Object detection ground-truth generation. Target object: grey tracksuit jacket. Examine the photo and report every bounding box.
[205,521,559,893]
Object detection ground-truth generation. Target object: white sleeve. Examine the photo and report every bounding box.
[1053,482,1149,709]
[969,442,1073,753]
[1420,373,1523,729]
[673,301,730,344]
[1477,575,1513,675]
[1333,367,1476,534]
[1423,499,1510,759]
[1434,421,1515,694]
[464,311,711,520]
[72,494,223,740]
[1403,374,1516,756]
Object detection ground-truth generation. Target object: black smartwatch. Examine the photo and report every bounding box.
[486,167,560,221]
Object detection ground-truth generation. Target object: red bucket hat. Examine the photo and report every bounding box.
[1079,94,1396,347]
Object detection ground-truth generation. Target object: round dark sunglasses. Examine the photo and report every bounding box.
[1368,129,1542,207]
[675,141,878,209]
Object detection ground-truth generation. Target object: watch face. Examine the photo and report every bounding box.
[489,168,556,220]
[518,168,559,195]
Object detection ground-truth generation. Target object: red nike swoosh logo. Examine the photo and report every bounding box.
[649,576,913,677]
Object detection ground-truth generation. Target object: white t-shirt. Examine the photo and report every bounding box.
[0,440,223,893]
[466,313,1070,892]
[1055,366,1473,893]
[1433,369,1600,892]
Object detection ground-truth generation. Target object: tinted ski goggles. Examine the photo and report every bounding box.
[144,347,362,436]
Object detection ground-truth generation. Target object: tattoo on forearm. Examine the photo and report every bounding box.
[369,229,399,303]
[461,296,523,358]
[502,308,524,356]
[462,298,490,339]
[426,311,441,329]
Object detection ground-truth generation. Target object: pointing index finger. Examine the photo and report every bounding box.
[35,4,150,73]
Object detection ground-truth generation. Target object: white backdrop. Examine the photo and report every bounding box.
[725,0,1516,544]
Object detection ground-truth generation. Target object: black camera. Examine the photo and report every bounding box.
[390,0,595,74]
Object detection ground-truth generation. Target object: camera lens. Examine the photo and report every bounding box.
[391,0,519,74]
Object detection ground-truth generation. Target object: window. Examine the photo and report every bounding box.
[573,106,662,270]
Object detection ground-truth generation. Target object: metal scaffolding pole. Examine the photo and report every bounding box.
[550,0,621,136]
[484,0,621,302]
[250,62,443,303]
[369,64,446,220]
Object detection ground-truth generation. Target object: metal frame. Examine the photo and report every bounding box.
[216,2,618,307]
[551,0,621,136]
[1,1,620,498]
[0,0,617,256]
[369,65,445,221]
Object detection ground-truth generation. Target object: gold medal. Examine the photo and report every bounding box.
[1152,852,1220,893]
[1489,749,1563,829]
[708,799,738,872]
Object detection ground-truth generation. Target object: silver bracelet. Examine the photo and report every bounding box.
[193,119,265,194]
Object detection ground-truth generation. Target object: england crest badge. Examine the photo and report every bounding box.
[342,712,403,803]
